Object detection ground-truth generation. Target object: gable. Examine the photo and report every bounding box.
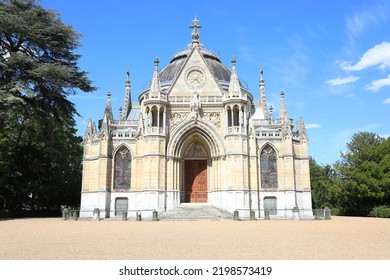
[168,47,226,98]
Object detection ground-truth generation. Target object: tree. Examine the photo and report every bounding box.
[309,157,343,209]
[0,0,95,124]
[0,0,95,214]
[335,132,390,215]
[0,107,83,211]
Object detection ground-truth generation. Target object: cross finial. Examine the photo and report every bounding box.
[189,17,202,45]
[154,56,159,66]
[231,56,236,67]
[126,68,130,80]
[260,67,264,82]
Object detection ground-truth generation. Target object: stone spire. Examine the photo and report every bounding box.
[259,68,268,119]
[99,91,113,139]
[297,117,308,142]
[149,57,161,98]
[189,17,202,46]
[228,57,242,98]
[279,90,288,119]
[121,69,132,120]
[103,91,113,122]
[84,118,97,142]
[269,105,274,122]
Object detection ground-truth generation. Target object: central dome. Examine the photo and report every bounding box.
[159,47,232,86]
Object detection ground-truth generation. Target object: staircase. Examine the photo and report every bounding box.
[159,203,233,220]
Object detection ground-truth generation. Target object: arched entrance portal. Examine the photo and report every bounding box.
[183,140,209,203]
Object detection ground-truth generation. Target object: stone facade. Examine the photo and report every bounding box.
[80,19,313,219]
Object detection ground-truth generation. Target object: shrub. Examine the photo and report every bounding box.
[331,208,341,216]
[377,208,390,218]
[369,206,390,218]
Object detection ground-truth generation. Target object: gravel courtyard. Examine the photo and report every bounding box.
[1,216,389,260]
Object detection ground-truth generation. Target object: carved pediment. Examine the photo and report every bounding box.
[184,141,207,158]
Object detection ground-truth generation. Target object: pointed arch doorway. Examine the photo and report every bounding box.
[183,141,209,203]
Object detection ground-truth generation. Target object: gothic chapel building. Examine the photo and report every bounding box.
[80,19,313,219]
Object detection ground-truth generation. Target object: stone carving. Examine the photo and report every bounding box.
[205,112,221,127]
[170,112,188,130]
[184,141,207,158]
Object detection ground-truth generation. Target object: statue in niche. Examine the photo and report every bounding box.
[190,91,202,122]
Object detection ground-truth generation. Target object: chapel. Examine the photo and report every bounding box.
[80,19,313,219]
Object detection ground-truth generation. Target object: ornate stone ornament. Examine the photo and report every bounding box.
[184,66,206,89]
[205,112,221,127]
[170,112,189,130]
[184,141,207,158]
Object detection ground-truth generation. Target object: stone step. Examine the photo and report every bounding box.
[159,204,233,220]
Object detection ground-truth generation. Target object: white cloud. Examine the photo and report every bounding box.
[346,4,388,46]
[306,123,321,129]
[326,75,360,86]
[341,42,390,71]
[366,74,390,92]
[384,98,390,104]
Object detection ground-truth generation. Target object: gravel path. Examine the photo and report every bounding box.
[1,216,389,260]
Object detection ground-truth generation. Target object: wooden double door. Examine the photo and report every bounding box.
[184,160,208,203]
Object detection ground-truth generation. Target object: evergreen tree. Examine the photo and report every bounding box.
[0,0,94,214]
[0,0,95,123]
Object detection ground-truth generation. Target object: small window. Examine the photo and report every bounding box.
[264,197,277,215]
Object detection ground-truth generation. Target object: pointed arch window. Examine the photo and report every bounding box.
[260,145,278,188]
[227,106,232,127]
[114,146,131,190]
[151,106,158,127]
[233,105,239,126]
[159,107,164,128]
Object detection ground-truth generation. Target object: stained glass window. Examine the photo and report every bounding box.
[114,146,131,190]
[260,145,278,188]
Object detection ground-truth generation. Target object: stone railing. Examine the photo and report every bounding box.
[253,118,293,126]
[111,120,139,126]
[144,94,167,101]
[227,126,246,135]
[169,96,223,103]
[255,131,281,138]
[111,131,137,139]
[145,127,165,135]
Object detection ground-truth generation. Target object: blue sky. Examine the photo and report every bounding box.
[41,0,390,165]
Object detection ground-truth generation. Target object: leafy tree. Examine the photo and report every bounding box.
[335,132,390,215]
[0,0,95,214]
[309,157,343,209]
